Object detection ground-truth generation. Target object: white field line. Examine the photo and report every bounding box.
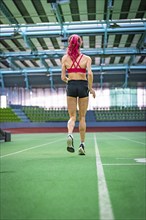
[111,134,146,145]
[0,138,64,158]
[94,134,114,220]
[102,163,146,166]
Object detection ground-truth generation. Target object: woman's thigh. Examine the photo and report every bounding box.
[78,97,89,118]
[67,96,77,117]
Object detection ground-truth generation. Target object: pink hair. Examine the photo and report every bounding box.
[67,34,82,61]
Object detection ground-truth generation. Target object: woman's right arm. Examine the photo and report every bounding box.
[61,56,69,83]
[87,57,96,98]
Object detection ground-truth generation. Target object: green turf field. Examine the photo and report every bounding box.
[0,132,145,220]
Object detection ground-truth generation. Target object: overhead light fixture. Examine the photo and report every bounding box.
[61,36,68,42]
[57,0,70,4]
[47,0,56,3]
[109,23,121,28]
[108,0,113,11]
[47,0,70,3]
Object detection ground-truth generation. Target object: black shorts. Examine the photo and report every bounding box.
[66,80,89,98]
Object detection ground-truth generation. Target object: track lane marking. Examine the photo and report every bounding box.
[94,134,114,220]
[102,163,146,166]
[110,134,145,145]
[0,138,64,158]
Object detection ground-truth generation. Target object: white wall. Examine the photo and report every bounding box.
[3,87,146,109]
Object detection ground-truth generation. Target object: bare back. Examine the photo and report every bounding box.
[62,54,90,81]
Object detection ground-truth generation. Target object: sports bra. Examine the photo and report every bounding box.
[67,54,86,74]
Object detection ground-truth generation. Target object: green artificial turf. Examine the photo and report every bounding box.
[0,132,145,220]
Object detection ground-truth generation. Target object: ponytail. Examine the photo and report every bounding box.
[67,34,82,61]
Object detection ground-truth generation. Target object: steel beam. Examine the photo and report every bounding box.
[50,2,68,47]
[0,65,146,75]
[49,69,55,90]
[0,74,5,89]
[51,3,63,29]
[40,57,50,72]
[128,55,136,66]
[0,22,146,38]
[21,30,37,51]
[137,31,146,49]
[123,68,129,88]
[0,48,146,60]
[0,19,145,28]
[0,1,18,24]
[6,57,21,69]
[102,0,113,64]
[100,73,103,89]
[0,1,37,53]
[23,71,29,90]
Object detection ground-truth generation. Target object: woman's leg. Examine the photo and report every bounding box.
[66,96,77,152]
[67,96,77,134]
[78,97,89,143]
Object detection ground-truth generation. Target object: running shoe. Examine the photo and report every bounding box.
[78,144,85,155]
[67,135,75,153]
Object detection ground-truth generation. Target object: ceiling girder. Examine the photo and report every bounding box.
[128,55,136,66]
[137,31,146,49]
[123,68,129,88]
[1,65,145,75]
[40,57,50,72]
[6,57,21,70]
[102,0,114,65]
[22,33,37,51]
[0,21,146,38]
[0,74,5,89]
[0,2,145,89]
[23,71,29,90]
[1,48,146,61]
[51,3,63,29]
[1,19,145,28]
[0,0,18,25]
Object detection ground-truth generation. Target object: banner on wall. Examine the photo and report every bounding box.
[0,95,7,108]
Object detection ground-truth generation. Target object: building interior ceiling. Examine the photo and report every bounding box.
[0,0,146,90]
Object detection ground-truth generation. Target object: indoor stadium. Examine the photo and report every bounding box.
[0,0,146,220]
